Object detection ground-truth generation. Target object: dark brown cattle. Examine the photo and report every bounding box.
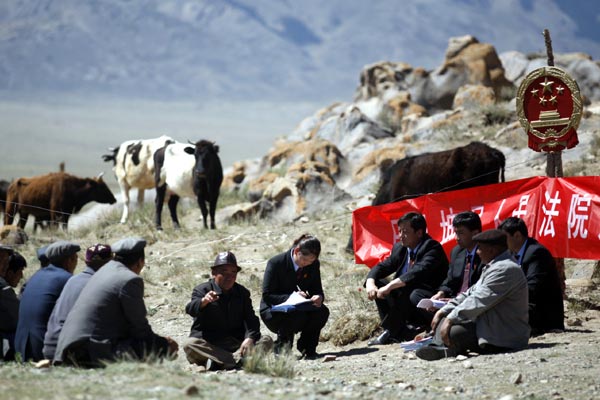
[4,172,117,230]
[347,141,505,251]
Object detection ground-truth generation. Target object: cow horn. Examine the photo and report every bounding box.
[188,139,195,145]
[97,172,104,179]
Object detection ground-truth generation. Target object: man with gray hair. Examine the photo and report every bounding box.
[54,237,178,367]
[15,240,80,361]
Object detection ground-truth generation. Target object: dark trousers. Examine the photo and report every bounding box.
[432,318,511,355]
[410,288,436,327]
[1,332,15,361]
[262,305,329,354]
[61,335,169,368]
[373,279,423,338]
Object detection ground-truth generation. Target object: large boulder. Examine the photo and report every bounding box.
[453,84,496,110]
[266,138,344,176]
[499,51,600,101]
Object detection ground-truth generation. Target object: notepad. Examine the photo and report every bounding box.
[416,298,448,309]
[271,291,313,313]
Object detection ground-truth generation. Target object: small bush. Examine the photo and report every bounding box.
[481,104,515,126]
[243,347,296,378]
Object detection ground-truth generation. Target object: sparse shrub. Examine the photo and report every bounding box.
[324,310,380,346]
[243,347,296,378]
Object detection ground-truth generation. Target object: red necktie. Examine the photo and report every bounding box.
[459,254,472,293]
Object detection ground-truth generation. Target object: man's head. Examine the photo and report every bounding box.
[112,237,146,274]
[398,212,427,249]
[5,251,27,287]
[84,243,113,271]
[37,246,50,268]
[473,229,508,264]
[0,244,14,277]
[498,217,528,253]
[45,241,81,273]
[292,234,321,268]
[452,211,482,251]
[211,251,240,292]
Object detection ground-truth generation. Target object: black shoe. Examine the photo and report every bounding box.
[415,345,456,361]
[205,358,222,371]
[299,350,320,360]
[367,330,398,346]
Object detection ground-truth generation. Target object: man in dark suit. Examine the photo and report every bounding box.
[260,234,329,359]
[15,240,80,361]
[436,212,484,295]
[499,217,564,335]
[366,212,449,345]
[54,237,178,367]
[183,251,272,370]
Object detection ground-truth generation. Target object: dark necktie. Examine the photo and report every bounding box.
[459,254,472,293]
[409,251,416,269]
[296,268,303,282]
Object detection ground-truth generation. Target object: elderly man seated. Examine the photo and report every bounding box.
[416,229,530,361]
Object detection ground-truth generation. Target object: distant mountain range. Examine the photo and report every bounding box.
[0,0,598,102]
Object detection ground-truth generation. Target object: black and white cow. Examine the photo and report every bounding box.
[154,140,223,230]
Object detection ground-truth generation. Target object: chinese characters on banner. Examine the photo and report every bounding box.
[352,176,600,267]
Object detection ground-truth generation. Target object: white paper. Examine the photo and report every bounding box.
[416,298,448,309]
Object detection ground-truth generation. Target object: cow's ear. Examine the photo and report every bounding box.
[184,146,195,155]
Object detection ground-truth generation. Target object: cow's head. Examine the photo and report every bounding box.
[188,140,219,178]
[91,173,117,204]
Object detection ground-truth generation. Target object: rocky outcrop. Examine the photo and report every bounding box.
[453,84,496,110]
[499,51,600,102]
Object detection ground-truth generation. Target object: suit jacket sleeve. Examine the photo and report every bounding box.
[185,284,209,317]
[119,277,154,339]
[262,255,293,306]
[0,285,19,331]
[300,260,325,300]
[366,243,405,281]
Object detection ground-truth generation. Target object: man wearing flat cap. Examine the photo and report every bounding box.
[183,251,272,370]
[15,240,80,361]
[416,229,530,361]
[54,237,178,367]
[43,243,113,360]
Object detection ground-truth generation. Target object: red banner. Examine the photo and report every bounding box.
[353,176,600,267]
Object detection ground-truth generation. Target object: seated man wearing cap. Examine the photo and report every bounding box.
[54,237,178,367]
[184,251,272,370]
[416,229,530,361]
[15,240,80,361]
[1,247,26,360]
[43,244,113,360]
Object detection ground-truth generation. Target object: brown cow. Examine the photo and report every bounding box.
[347,141,505,251]
[4,172,117,230]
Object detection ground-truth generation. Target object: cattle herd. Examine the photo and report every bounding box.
[1,138,505,239]
[2,136,224,232]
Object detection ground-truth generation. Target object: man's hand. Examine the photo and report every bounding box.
[166,337,179,357]
[431,309,445,332]
[366,280,378,301]
[440,318,453,347]
[431,291,445,301]
[239,338,255,357]
[201,290,219,309]
[311,294,323,307]
[377,285,391,299]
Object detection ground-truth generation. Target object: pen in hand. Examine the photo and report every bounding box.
[296,285,309,297]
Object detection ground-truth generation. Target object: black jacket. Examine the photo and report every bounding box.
[437,245,483,297]
[186,279,261,342]
[260,249,325,320]
[520,238,564,332]
[366,234,449,291]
